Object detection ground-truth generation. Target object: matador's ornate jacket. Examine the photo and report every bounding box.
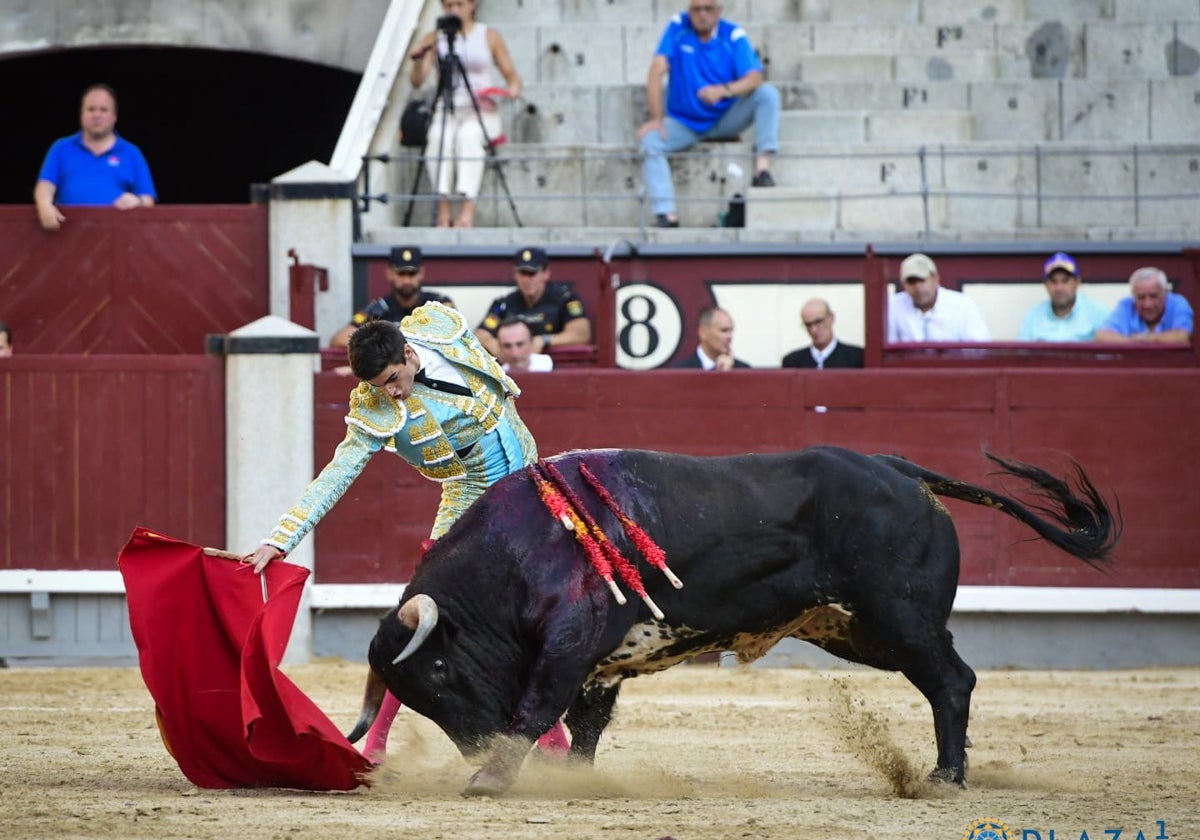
[262,302,538,554]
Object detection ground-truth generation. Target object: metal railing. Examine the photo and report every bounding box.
[356,142,1200,239]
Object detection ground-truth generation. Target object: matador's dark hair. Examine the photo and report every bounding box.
[348,320,407,381]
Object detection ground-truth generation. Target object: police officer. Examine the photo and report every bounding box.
[330,246,455,348]
[475,247,591,356]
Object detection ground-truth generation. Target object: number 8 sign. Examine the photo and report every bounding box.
[615,284,684,370]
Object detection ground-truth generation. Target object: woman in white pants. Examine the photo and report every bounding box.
[409,0,521,229]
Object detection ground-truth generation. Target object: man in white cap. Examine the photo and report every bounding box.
[887,253,990,343]
[1018,252,1110,342]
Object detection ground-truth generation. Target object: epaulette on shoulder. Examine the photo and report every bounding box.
[345,382,406,438]
[401,300,467,345]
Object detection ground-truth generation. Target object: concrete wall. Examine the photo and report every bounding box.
[310,609,1200,670]
[0,0,390,72]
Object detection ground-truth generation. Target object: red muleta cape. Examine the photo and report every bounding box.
[118,526,371,790]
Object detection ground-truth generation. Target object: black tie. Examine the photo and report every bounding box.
[414,369,472,397]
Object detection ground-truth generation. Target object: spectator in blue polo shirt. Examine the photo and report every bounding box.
[1018,252,1110,342]
[1094,267,1193,345]
[34,83,157,231]
[637,3,780,228]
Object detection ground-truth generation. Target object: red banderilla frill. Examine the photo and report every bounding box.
[577,462,682,590]
[531,459,671,620]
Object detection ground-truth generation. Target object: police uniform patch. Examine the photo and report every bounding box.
[567,300,584,317]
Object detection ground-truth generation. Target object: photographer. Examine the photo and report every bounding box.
[409,0,522,229]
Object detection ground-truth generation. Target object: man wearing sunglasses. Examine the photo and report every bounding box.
[637,3,780,228]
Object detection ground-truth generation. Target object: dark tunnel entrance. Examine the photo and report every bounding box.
[0,46,361,205]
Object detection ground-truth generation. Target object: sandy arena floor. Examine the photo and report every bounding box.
[0,660,1196,839]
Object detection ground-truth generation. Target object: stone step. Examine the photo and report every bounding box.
[782,108,975,143]
[480,0,1148,26]
[363,220,1198,246]
[506,78,1200,146]
[380,140,1200,231]
[500,19,1200,88]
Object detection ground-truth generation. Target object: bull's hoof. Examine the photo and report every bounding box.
[927,767,967,789]
[461,766,515,797]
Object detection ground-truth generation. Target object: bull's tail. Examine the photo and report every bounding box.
[876,451,1120,569]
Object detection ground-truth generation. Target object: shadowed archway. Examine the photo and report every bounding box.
[1,46,361,204]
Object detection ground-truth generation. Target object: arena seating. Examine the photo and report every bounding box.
[365,0,1200,242]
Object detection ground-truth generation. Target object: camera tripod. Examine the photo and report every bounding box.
[402,24,522,228]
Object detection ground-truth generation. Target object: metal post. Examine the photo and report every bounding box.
[1035,145,1043,228]
[917,145,930,239]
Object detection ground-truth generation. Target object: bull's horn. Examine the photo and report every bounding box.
[393,594,439,664]
[345,666,387,745]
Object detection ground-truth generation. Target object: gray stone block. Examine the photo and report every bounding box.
[920,0,1026,23]
[771,144,926,191]
[522,23,630,85]
[744,187,840,230]
[623,24,666,84]
[473,148,586,228]
[1115,0,1200,22]
[807,0,921,23]
[599,85,641,144]
[582,149,643,226]
[842,192,949,231]
[1060,80,1150,141]
[1025,0,1116,21]
[0,0,55,50]
[790,53,895,83]
[863,109,974,143]
[1035,145,1137,225]
[810,21,999,54]
[779,110,867,143]
[1134,146,1200,226]
[516,84,601,144]
[1149,79,1200,141]
[777,80,970,111]
[895,51,1000,81]
[743,0,806,22]
[502,24,542,89]
[969,80,1061,141]
[479,0,563,24]
[1085,22,1195,80]
[996,21,1086,79]
[939,148,1037,228]
[561,0,667,24]
[759,24,815,76]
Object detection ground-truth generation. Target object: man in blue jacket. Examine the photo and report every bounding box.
[637,3,780,228]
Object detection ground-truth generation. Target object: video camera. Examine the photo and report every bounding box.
[436,14,462,36]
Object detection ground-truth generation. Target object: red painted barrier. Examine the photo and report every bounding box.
[310,367,1200,590]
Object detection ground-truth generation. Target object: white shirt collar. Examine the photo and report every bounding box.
[810,338,839,368]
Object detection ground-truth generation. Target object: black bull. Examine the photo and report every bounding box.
[347,446,1118,794]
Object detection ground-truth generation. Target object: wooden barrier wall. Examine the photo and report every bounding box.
[0,355,226,570]
[0,205,268,354]
[3,360,1197,591]
[311,367,1200,590]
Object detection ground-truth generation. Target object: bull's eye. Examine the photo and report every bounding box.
[431,658,447,684]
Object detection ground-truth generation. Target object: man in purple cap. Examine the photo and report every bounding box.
[1018,252,1110,342]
